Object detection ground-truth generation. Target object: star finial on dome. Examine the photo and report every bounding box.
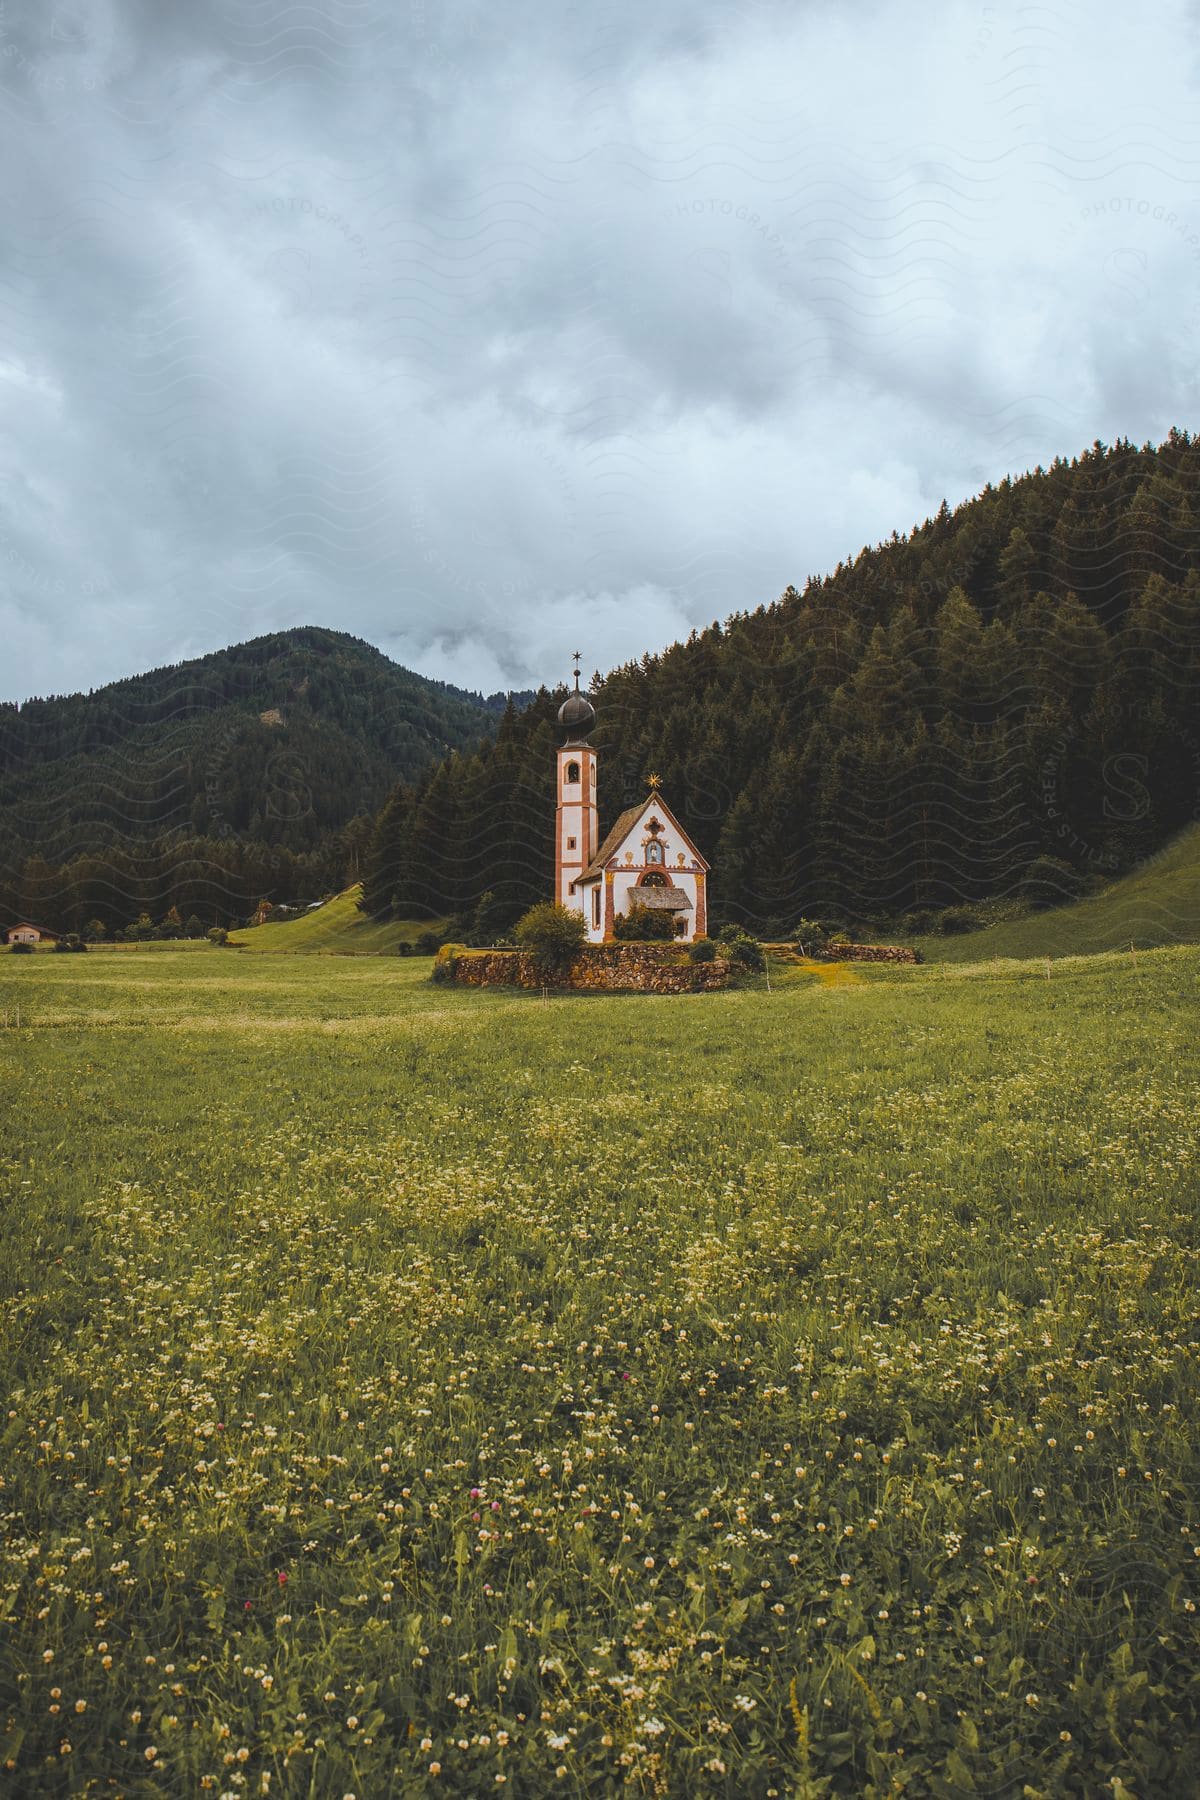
[647,772,662,790]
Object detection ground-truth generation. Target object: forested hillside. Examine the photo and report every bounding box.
[0,628,509,931]
[364,433,1200,933]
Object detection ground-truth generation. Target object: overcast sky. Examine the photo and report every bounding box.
[1,0,1199,702]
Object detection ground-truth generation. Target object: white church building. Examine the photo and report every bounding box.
[554,669,709,943]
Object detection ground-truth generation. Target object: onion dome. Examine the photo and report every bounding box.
[558,664,595,743]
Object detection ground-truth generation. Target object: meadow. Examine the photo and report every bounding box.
[1,946,1198,1797]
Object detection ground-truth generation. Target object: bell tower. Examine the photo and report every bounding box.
[555,654,598,910]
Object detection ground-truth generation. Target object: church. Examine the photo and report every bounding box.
[554,664,709,943]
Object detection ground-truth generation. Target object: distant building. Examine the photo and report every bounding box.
[6,922,57,946]
[554,667,709,943]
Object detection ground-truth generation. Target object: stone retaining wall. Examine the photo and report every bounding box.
[448,945,730,992]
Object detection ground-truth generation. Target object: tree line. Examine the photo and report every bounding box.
[363,433,1200,934]
[0,826,373,937]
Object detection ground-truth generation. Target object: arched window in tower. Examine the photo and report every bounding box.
[566,761,580,784]
[645,838,664,865]
[639,869,667,887]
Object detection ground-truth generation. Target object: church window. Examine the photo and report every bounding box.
[640,869,667,887]
[592,888,601,927]
[567,835,577,850]
[645,838,664,865]
[566,761,580,783]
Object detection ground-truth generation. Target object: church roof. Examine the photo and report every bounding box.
[574,791,710,885]
[575,802,646,884]
[633,886,692,911]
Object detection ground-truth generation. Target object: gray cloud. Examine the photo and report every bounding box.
[1,0,1199,700]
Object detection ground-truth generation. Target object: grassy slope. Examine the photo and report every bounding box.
[917,823,1200,962]
[228,885,446,954]
[1,947,1197,1794]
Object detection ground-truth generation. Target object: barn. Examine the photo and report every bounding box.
[5,922,57,947]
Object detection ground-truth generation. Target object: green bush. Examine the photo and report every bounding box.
[897,908,939,937]
[9,941,34,954]
[206,926,228,946]
[414,929,444,957]
[938,906,984,936]
[790,916,831,953]
[52,935,87,953]
[513,903,586,974]
[1022,854,1086,912]
[687,935,716,963]
[717,923,765,970]
[430,942,468,984]
[613,902,676,942]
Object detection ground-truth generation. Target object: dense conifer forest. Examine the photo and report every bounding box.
[5,434,1199,937]
[364,433,1200,934]
[0,628,508,932]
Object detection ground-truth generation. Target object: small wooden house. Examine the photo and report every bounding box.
[6,922,57,947]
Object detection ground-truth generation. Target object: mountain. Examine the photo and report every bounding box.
[0,627,519,931]
[364,431,1200,934]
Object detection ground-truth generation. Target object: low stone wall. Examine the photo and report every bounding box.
[811,943,921,965]
[449,945,730,992]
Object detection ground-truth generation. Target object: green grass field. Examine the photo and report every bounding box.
[2,946,1198,1796]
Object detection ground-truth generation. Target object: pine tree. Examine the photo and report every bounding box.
[996,525,1037,618]
[934,589,987,724]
